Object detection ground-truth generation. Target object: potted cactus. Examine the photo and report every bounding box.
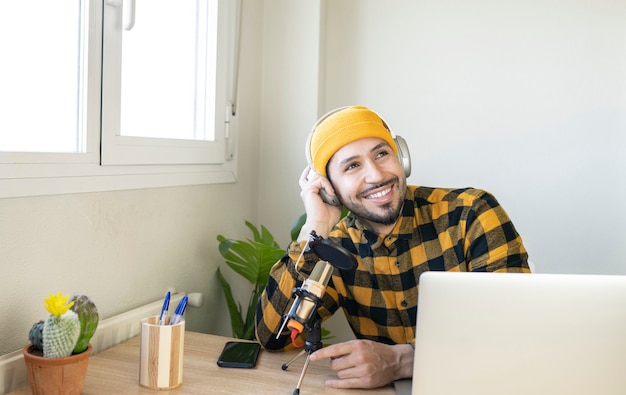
[22,292,99,395]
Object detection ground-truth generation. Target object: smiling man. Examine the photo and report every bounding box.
[255,105,530,389]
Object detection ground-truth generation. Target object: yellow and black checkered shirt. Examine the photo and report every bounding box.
[255,186,530,350]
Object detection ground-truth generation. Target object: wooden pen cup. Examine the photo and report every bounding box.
[139,315,185,390]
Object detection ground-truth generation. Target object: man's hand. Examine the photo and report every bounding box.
[297,166,343,240]
[309,339,414,389]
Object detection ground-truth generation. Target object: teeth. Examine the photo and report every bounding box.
[367,187,391,199]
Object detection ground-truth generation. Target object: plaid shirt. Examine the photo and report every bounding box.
[255,186,529,350]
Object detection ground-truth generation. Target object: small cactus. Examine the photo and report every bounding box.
[70,294,99,354]
[29,292,99,358]
[42,293,80,358]
[28,321,45,351]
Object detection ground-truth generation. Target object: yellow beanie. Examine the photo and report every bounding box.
[308,106,397,177]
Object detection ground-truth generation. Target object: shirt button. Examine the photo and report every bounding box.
[401,300,408,307]
[395,261,401,267]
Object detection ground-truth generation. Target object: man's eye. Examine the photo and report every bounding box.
[376,150,389,159]
[345,163,359,172]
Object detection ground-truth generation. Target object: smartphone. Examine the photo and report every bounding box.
[216,341,261,369]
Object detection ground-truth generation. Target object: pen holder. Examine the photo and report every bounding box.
[139,316,185,390]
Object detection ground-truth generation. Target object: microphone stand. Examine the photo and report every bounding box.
[280,291,324,395]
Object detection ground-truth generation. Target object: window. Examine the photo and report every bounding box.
[0,0,239,198]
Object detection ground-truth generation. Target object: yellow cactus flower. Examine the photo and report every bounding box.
[43,292,75,317]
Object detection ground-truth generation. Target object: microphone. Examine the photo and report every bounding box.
[276,231,357,344]
[277,260,334,339]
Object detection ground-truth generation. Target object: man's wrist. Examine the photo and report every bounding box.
[395,343,415,380]
[298,222,332,241]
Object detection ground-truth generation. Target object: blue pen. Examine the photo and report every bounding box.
[170,295,188,325]
[159,291,171,325]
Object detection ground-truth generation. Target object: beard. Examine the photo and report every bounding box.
[342,176,407,228]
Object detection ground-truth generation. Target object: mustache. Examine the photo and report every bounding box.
[358,178,397,198]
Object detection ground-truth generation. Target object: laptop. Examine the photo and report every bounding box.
[403,271,626,395]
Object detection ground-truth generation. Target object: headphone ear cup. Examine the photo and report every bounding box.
[394,135,411,177]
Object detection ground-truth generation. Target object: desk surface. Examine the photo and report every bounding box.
[11,332,395,394]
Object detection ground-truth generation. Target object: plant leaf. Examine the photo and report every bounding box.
[216,267,245,338]
[290,213,307,241]
[217,238,283,287]
[242,286,261,340]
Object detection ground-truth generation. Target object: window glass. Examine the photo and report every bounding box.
[0,1,86,153]
[120,0,217,141]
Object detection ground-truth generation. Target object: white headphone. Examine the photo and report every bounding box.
[306,106,412,177]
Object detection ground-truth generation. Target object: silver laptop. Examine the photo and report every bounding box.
[406,271,626,395]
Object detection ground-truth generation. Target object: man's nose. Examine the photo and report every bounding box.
[363,161,386,183]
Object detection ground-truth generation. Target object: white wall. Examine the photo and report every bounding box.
[256,1,325,239]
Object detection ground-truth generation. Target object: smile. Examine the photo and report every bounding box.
[365,186,392,200]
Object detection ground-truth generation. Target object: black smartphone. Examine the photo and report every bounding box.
[216,341,261,368]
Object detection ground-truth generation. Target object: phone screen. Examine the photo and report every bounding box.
[217,341,261,369]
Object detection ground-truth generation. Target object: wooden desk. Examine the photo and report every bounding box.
[11,332,395,394]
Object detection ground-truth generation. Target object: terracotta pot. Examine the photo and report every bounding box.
[22,344,92,395]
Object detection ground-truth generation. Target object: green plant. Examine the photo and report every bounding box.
[216,221,285,340]
[29,292,99,358]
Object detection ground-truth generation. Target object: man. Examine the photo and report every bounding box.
[255,105,530,389]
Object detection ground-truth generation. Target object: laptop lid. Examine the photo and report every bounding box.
[412,272,626,395]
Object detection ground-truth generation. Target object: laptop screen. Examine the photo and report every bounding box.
[412,272,626,395]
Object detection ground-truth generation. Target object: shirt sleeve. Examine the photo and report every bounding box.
[464,190,530,272]
[255,240,340,350]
